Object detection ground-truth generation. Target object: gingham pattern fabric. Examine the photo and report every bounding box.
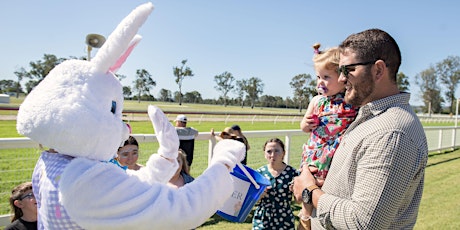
[32,152,84,229]
[311,93,428,229]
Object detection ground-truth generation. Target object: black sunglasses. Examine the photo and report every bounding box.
[19,192,35,200]
[337,61,375,78]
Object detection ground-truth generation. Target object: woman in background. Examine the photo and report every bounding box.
[231,124,250,164]
[252,138,297,230]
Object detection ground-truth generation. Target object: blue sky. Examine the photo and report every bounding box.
[1,0,459,106]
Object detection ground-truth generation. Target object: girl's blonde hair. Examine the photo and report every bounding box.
[178,149,191,175]
[312,43,340,71]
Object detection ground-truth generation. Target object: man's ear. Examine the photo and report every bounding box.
[13,199,24,208]
[374,60,387,81]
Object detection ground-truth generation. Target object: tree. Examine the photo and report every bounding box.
[214,71,235,107]
[28,54,66,89]
[245,77,264,109]
[13,67,28,97]
[122,86,132,99]
[115,74,127,82]
[173,59,194,105]
[133,69,156,103]
[25,81,36,94]
[289,73,313,112]
[20,54,66,93]
[117,74,131,99]
[0,80,17,94]
[183,91,202,103]
[397,72,410,92]
[158,88,172,102]
[259,95,285,108]
[284,96,294,109]
[173,91,181,102]
[307,80,317,99]
[436,56,460,113]
[415,66,443,114]
[235,79,247,108]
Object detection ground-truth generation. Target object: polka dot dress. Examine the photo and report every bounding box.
[252,164,297,230]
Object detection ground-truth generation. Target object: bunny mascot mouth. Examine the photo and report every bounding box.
[17,2,246,229]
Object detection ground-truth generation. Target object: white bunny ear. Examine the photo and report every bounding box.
[109,35,142,73]
[92,2,153,73]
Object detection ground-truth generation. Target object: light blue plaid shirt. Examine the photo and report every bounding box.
[32,152,85,230]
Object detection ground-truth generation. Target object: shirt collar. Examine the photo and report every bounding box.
[360,92,411,117]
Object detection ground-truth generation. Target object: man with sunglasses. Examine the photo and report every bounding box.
[293,29,428,229]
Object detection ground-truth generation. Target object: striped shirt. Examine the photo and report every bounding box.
[312,92,428,229]
[175,127,198,140]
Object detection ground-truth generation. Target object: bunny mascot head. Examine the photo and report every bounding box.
[16,2,245,229]
[16,2,150,161]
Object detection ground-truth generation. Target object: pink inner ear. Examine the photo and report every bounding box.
[108,40,140,73]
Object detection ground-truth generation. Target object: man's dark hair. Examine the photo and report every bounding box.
[339,28,401,82]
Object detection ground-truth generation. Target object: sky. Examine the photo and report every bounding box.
[1,0,459,106]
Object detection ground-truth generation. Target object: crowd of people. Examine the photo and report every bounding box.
[6,28,428,230]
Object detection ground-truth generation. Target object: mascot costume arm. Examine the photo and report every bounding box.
[59,131,245,230]
[125,105,179,184]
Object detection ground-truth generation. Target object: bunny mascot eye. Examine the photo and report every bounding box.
[111,101,117,114]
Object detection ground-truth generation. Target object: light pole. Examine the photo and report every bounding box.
[85,34,106,61]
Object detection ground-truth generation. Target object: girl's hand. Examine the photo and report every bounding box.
[302,114,319,132]
[303,164,324,187]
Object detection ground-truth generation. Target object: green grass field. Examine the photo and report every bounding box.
[1,99,459,229]
[195,150,460,229]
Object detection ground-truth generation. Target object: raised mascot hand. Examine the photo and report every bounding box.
[211,139,246,171]
[148,105,179,160]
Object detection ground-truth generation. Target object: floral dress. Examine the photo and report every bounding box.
[301,93,358,179]
[252,164,297,230]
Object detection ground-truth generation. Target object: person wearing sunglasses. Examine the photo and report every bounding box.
[293,29,428,229]
[6,182,37,230]
[298,43,358,230]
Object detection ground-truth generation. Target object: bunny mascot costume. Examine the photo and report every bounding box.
[16,2,245,230]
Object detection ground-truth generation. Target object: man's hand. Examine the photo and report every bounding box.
[293,164,322,202]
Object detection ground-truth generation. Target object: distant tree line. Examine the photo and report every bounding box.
[5,53,459,113]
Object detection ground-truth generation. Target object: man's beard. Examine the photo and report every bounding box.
[344,70,374,106]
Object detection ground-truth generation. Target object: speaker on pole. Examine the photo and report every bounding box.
[85,34,106,61]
